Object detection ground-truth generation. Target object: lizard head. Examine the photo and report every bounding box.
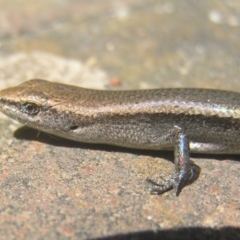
[0,79,48,123]
[0,79,77,134]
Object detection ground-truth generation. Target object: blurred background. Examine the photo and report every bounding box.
[1,0,240,90]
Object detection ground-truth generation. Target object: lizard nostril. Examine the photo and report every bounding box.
[0,98,7,104]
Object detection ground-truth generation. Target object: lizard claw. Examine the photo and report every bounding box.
[146,167,194,196]
[146,176,175,195]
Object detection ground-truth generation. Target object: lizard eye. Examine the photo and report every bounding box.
[21,102,41,115]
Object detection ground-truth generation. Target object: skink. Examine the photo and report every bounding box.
[0,79,240,195]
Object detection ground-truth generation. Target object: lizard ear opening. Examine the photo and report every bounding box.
[21,102,41,116]
[70,125,78,131]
